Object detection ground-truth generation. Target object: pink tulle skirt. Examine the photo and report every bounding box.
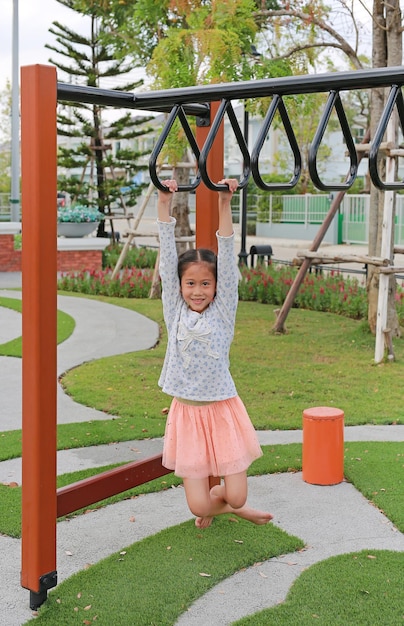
[162,396,263,479]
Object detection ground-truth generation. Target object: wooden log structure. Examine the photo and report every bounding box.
[293,251,389,266]
[379,266,404,274]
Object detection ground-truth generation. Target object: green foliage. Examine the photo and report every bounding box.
[0,152,11,194]
[56,260,376,322]
[102,243,158,269]
[104,0,258,84]
[0,80,11,144]
[48,0,153,216]
[238,264,369,320]
[57,268,154,298]
[0,82,12,194]
[57,205,105,223]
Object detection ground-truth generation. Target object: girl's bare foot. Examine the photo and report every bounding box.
[195,516,214,529]
[235,506,273,525]
[195,507,273,529]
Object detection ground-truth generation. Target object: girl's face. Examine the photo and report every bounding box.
[180,262,216,313]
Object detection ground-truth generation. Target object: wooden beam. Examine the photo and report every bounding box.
[294,251,388,266]
[57,454,172,518]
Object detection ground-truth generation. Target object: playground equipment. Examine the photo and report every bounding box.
[302,407,345,485]
[20,63,404,609]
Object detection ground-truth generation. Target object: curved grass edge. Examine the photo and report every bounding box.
[31,517,304,625]
[234,549,404,626]
[0,297,75,357]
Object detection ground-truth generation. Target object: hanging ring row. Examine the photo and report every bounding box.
[149,86,404,193]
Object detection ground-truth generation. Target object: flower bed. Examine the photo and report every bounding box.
[56,261,404,325]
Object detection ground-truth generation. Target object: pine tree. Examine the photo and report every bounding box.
[46,0,153,237]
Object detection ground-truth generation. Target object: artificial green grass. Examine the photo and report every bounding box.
[345,441,404,532]
[0,416,163,462]
[0,444,302,537]
[9,441,399,625]
[59,297,404,433]
[0,296,75,357]
[2,443,403,539]
[33,517,303,626]
[235,550,404,626]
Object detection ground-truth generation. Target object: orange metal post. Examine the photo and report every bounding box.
[302,406,344,485]
[196,101,223,491]
[20,65,58,609]
[195,101,224,252]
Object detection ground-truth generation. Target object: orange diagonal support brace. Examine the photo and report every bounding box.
[20,65,58,610]
[195,101,224,252]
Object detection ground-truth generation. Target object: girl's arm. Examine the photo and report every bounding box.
[217,178,239,237]
[157,179,178,222]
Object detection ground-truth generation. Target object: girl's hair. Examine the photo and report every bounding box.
[178,248,217,281]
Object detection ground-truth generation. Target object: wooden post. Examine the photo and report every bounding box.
[20,65,58,609]
[374,105,397,363]
[195,101,224,252]
[273,129,371,334]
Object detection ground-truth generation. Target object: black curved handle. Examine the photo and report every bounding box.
[149,105,201,192]
[308,91,358,191]
[199,99,250,191]
[369,85,404,190]
[251,94,301,190]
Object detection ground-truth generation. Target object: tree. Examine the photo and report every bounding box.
[0,82,12,194]
[99,0,265,245]
[249,1,404,339]
[366,0,402,339]
[46,0,153,236]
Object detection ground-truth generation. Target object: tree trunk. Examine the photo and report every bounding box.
[172,165,193,255]
[367,0,401,338]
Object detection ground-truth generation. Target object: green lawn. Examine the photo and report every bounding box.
[0,296,75,357]
[1,293,403,625]
[25,441,403,626]
[59,297,404,433]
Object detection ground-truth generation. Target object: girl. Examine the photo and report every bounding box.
[157,178,273,529]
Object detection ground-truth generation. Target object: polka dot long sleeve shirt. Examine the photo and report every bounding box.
[157,217,238,401]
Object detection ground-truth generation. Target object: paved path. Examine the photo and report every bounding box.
[0,278,403,626]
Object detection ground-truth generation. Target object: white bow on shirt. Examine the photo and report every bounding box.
[177,320,219,367]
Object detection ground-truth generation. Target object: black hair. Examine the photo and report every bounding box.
[177,248,217,281]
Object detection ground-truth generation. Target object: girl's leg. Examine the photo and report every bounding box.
[182,472,273,529]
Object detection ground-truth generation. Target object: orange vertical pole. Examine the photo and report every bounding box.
[195,101,224,252]
[20,65,58,609]
[196,101,223,491]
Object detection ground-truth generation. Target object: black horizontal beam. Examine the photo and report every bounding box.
[58,66,404,116]
[131,66,404,108]
[57,83,210,118]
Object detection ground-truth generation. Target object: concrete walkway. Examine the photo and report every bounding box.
[0,275,403,626]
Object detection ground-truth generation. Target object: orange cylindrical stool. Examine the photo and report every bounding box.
[302,406,344,485]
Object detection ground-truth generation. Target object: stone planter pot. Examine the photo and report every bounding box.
[57,222,99,238]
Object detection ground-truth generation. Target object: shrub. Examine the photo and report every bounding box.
[102,244,158,269]
[239,264,368,319]
[57,268,153,298]
[57,261,404,326]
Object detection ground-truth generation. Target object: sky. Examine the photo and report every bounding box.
[0,0,391,94]
[0,0,85,90]
[0,0,147,92]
